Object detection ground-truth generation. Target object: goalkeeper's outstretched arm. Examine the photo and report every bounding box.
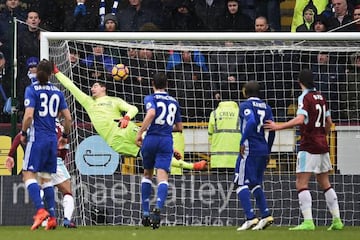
[54,68,92,107]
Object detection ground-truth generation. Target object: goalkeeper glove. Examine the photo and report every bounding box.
[119,115,130,128]
[53,64,60,74]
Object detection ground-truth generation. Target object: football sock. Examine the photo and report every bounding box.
[237,185,255,220]
[42,182,56,217]
[252,185,270,218]
[324,187,340,219]
[298,189,313,220]
[141,178,152,215]
[156,181,169,210]
[25,179,44,210]
[63,194,75,221]
[171,159,193,170]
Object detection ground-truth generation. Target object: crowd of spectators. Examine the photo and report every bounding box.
[0,0,360,123]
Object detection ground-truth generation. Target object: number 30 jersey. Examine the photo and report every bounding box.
[297,88,330,154]
[239,97,274,156]
[24,82,68,141]
[144,92,181,137]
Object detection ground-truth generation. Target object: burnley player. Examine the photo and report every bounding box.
[265,69,343,231]
[135,72,182,229]
[235,81,275,231]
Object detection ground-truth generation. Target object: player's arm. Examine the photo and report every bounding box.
[54,68,90,106]
[21,107,34,144]
[239,109,256,155]
[325,115,333,135]
[265,114,305,131]
[135,108,156,147]
[6,133,22,171]
[116,98,138,128]
[118,98,138,119]
[173,122,183,133]
[58,108,72,146]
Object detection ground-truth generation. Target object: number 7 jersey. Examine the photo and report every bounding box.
[144,92,181,137]
[297,88,330,154]
[239,97,274,156]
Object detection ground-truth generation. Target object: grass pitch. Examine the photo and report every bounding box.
[0,226,359,240]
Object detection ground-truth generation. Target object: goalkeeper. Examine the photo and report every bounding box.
[53,65,207,171]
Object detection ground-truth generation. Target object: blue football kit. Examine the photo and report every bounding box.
[235,97,275,186]
[23,82,68,174]
[141,92,181,172]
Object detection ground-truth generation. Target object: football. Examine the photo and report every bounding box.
[111,64,129,81]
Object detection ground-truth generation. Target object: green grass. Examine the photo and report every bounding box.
[0,226,359,240]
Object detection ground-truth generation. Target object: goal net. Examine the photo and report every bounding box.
[41,32,360,227]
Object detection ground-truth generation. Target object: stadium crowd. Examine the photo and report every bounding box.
[0,0,360,123]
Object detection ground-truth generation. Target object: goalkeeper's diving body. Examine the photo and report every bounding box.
[53,66,207,171]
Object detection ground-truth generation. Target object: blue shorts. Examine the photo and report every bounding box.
[141,135,173,172]
[234,154,268,186]
[23,136,57,174]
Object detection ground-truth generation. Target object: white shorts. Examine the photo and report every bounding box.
[296,151,332,174]
[51,157,71,186]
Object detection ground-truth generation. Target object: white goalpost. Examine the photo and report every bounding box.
[40,32,360,227]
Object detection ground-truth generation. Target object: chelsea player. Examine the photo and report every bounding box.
[21,59,71,230]
[135,72,182,229]
[235,81,275,231]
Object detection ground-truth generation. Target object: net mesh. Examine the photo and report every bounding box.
[47,37,360,226]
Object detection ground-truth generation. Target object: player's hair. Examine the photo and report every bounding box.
[152,72,167,89]
[36,59,52,85]
[243,81,260,98]
[298,69,315,89]
[93,81,107,88]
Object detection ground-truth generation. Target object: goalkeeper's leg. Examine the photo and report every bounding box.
[171,158,207,171]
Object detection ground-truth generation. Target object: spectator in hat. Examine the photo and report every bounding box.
[103,13,118,32]
[17,56,40,121]
[296,3,317,32]
[291,0,327,32]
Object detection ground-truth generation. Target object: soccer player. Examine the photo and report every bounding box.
[53,66,207,171]
[135,72,182,229]
[264,69,344,231]
[235,81,275,231]
[6,119,76,228]
[21,59,71,230]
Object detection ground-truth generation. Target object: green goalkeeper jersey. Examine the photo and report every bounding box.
[55,72,140,157]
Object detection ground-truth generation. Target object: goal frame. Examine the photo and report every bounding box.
[40,32,360,60]
[41,32,360,227]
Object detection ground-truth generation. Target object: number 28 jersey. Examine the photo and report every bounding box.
[144,92,181,137]
[297,88,330,154]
